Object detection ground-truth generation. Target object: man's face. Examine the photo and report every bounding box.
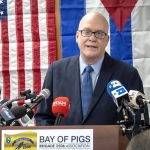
[76,13,109,64]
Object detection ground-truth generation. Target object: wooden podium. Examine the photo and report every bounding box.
[0,125,129,150]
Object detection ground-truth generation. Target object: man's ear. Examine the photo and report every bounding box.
[107,35,109,41]
[76,31,79,43]
[106,34,109,44]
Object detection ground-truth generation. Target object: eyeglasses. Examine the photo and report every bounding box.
[78,30,107,39]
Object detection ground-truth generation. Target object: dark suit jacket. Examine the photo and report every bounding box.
[35,53,149,126]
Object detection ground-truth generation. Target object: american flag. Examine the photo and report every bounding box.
[0,0,57,100]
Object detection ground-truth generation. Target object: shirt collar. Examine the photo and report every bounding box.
[79,55,104,75]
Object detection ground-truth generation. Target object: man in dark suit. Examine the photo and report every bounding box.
[35,11,149,129]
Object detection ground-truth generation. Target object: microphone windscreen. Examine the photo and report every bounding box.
[107,80,129,107]
[40,89,50,100]
[52,97,70,118]
[11,106,27,119]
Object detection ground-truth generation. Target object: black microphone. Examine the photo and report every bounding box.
[0,99,12,109]
[2,97,24,108]
[20,89,31,96]
[0,105,16,125]
[10,104,34,126]
[20,89,37,100]
[107,80,135,116]
[1,90,36,108]
[30,89,50,109]
[11,105,27,119]
[0,105,27,126]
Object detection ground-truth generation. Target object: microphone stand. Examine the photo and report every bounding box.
[0,117,5,126]
[122,108,128,122]
[116,104,129,125]
[54,113,62,125]
[139,103,146,130]
[117,102,136,137]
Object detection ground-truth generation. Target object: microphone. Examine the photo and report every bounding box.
[1,89,36,108]
[20,89,37,100]
[11,89,50,126]
[52,97,70,125]
[0,99,12,109]
[128,90,150,109]
[0,105,27,126]
[0,105,16,124]
[10,105,27,119]
[2,96,25,108]
[11,99,34,109]
[10,104,34,126]
[30,89,50,109]
[107,80,135,116]
[20,89,31,95]
[128,90,148,129]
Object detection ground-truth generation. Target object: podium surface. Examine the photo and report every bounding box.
[0,125,129,150]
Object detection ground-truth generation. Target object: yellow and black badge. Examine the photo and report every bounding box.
[4,131,37,150]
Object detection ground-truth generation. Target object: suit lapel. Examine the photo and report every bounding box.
[66,56,83,123]
[82,53,115,122]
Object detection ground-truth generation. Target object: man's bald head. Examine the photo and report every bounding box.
[78,10,109,34]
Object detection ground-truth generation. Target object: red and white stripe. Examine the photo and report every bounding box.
[0,0,57,100]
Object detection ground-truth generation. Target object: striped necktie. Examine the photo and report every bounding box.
[81,65,93,118]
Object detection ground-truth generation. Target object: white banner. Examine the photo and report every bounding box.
[2,129,93,150]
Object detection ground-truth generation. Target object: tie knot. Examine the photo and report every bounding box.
[85,66,93,73]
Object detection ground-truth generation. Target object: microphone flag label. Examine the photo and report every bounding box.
[0,106,15,122]
[111,86,128,99]
[109,80,122,89]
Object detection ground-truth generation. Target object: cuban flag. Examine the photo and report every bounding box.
[60,0,150,102]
